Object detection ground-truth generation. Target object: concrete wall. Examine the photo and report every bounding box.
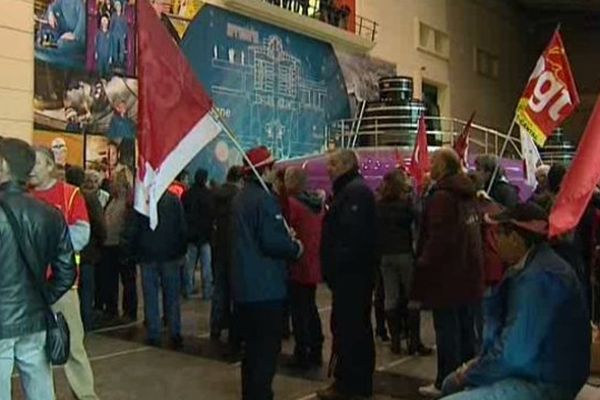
[355,0,536,132]
[560,27,600,140]
[0,0,34,142]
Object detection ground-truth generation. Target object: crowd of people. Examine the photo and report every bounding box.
[0,136,597,400]
[264,0,353,30]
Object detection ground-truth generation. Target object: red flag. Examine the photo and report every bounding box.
[454,111,476,168]
[394,147,408,173]
[549,96,600,237]
[135,0,221,228]
[516,30,579,147]
[409,115,430,193]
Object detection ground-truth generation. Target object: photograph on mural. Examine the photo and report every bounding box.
[86,0,137,77]
[334,50,396,115]
[34,0,87,70]
[180,4,351,180]
[33,130,85,169]
[34,63,138,135]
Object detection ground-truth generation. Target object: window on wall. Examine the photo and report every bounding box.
[416,19,449,60]
[474,48,499,80]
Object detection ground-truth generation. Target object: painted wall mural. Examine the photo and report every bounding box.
[180,4,351,180]
[33,0,138,183]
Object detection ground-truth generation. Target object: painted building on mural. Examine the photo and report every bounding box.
[180,4,351,180]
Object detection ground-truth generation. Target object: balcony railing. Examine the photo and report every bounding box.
[327,115,524,159]
[260,0,378,41]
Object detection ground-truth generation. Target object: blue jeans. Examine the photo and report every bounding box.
[141,260,182,341]
[183,243,213,299]
[0,331,54,400]
[442,376,576,400]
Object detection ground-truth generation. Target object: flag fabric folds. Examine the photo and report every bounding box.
[409,115,430,194]
[515,30,579,147]
[520,127,543,188]
[135,0,221,228]
[454,111,476,169]
[549,96,600,237]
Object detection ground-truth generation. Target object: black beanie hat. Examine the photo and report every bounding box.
[0,138,36,184]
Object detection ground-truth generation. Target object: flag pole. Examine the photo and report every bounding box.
[208,108,296,234]
[486,114,517,194]
[208,108,272,194]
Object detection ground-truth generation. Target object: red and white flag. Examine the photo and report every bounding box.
[454,111,475,169]
[135,0,221,228]
[409,115,430,193]
[549,96,600,237]
[515,30,579,147]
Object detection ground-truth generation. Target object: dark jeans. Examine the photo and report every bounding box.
[332,275,375,397]
[120,262,138,320]
[237,302,284,400]
[210,261,233,338]
[96,246,121,317]
[78,263,95,332]
[432,305,477,388]
[141,260,182,341]
[290,282,323,358]
[373,267,387,336]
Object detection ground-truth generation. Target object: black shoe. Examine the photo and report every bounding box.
[171,335,184,350]
[408,342,433,356]
[210,332,221,342]
[286,355,311,370]
[308,348,323,367]
[145,338,161,347]
[377,331,390,342]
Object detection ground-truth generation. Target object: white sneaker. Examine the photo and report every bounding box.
[418,383,443,398]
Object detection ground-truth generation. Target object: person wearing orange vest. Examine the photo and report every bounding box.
[30,147,98,400]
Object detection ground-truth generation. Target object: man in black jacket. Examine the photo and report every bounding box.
[475,155,519,208]
[319,149,377,400]
[0,138,76,399]
[122,190,187,348]
[181,168,215,300]
[210,166,243,345]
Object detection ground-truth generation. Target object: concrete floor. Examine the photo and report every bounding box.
[10,285,600,399]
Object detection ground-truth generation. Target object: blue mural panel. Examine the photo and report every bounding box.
[180,5,350,181]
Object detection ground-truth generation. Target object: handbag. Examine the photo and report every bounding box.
[0,199,71,365]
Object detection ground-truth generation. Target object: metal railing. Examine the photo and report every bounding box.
[327,115,524,159]
[261,0,378,41]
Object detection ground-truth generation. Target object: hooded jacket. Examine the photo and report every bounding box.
[411,173,484,308]
[288,192,324,286]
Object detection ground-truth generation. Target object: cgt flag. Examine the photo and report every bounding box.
[515,30,579,147]
[409,115,430,193]
[550,96,600,237]
[135,0,221,229]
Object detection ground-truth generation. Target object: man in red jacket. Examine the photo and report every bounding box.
[285,166,325,370]
[29,146,98,400]
[412,148,484,398]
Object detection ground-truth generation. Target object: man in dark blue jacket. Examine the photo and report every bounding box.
[122,190,187,348]
[319,149,377,400]
[442,203,590,400]
[231,146,302,400]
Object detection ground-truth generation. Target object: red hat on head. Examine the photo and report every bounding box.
[244,146,275,174]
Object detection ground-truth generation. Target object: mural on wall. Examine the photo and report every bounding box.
[180,4,351,180]
[334,50,396,115]
[33,0,138,183]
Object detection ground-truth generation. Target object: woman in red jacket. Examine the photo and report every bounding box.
[285,166,325,369]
